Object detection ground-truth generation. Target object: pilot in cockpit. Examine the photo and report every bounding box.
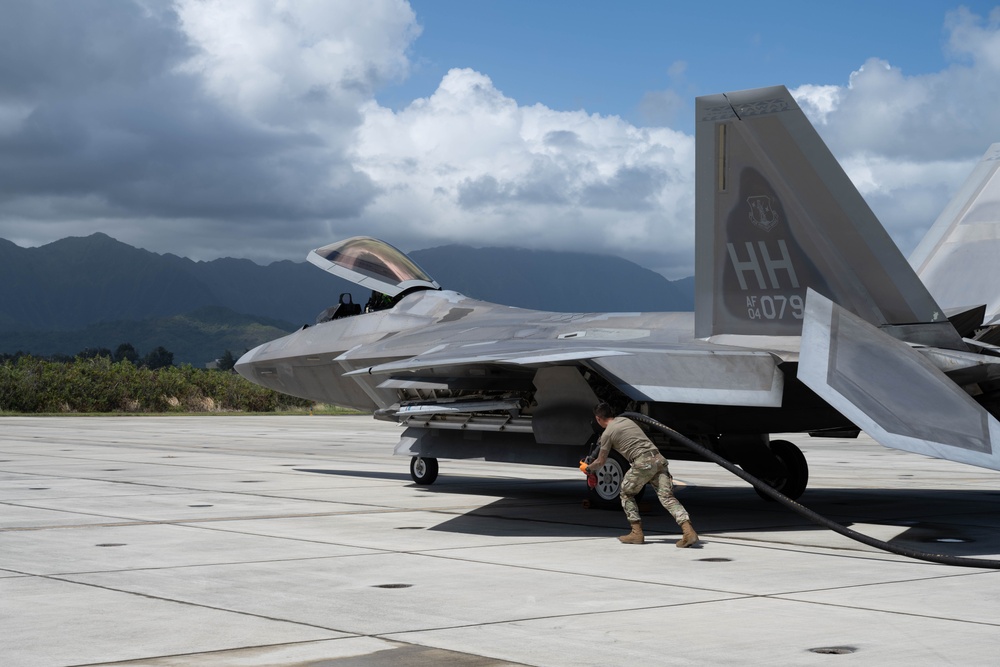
[365,290,394,313]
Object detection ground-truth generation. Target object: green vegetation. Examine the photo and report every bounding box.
[0,355,321,414]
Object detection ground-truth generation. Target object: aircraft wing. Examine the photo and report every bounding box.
[347,339,784,408]
[799,288,1000,470]
[343,343,630,376]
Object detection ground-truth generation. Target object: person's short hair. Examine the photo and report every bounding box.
[594,401,615,420]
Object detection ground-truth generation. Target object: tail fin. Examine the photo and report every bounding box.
[911,144,1000,326]
[702,89,1000,472]
[694,86,956,347]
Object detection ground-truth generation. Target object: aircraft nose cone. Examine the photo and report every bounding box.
[234,347,259,381]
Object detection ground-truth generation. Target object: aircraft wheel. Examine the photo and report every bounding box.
[587,451,644,509]
[753,439,808,501]
[410,456,439,485]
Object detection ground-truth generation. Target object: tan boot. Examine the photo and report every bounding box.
[676,521,698,548]
[618,521,644,544]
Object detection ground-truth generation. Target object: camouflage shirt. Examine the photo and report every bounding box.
[598,417,659,463]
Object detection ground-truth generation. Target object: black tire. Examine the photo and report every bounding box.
[753,439,808,501]
[587,451,645,509]
[410,456,439,485]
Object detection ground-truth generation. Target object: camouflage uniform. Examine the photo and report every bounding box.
[598,417,690,525]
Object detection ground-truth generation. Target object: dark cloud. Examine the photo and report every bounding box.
[581,166,668,211]
[456,160,572,209]
[543,130,583,148]
[0,1,190,100]
[456,175,503,208]
[0,0,381,251]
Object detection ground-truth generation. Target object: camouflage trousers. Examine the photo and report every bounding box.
[620,451,690,526]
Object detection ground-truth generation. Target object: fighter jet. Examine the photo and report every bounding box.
[236,85,1000,505]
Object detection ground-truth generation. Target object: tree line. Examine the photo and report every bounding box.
[0,343,244,371]
[0,348,314,413]
[1,342,176,370]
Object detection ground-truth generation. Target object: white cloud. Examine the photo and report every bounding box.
[175,0,418,132]
[946,6,1000,69]
[353,68,695,274]
[790,84,840,125]
[840,152,976,253]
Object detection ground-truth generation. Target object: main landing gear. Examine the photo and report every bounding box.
[587,451,644,509]
[582,436,810,506]
[706,433,810,501]
[751,439,809,501]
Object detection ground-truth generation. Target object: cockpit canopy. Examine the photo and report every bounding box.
[306,237,440,298]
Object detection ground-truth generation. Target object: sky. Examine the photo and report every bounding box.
[2,0,1000,279]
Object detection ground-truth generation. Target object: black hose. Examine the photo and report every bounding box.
[622,412,1000,570]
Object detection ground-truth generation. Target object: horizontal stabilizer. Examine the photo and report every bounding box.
[945,304,988,339]
[799,289,1000,471]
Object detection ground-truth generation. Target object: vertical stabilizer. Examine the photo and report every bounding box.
[911,144,1000,325]
[694,86,950,343]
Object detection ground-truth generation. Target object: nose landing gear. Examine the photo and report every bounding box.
[410,456,439,485]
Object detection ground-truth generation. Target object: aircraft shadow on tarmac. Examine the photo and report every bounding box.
[297,468,414,481]
[296,468,1000,557]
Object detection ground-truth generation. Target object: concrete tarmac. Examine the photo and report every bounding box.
[3,415,1000,666]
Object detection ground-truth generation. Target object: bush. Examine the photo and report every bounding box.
[0,356,314,413]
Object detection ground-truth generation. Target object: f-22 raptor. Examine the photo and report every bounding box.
[236,85,1000,504]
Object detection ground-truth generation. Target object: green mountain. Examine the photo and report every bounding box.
[0,233,352,332]
[0,307,296,366]
[411,245,693,312]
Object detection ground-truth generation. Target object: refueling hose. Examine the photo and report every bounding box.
[622,412,1000,570]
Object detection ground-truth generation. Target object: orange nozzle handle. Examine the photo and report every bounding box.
[579,460,589,473]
